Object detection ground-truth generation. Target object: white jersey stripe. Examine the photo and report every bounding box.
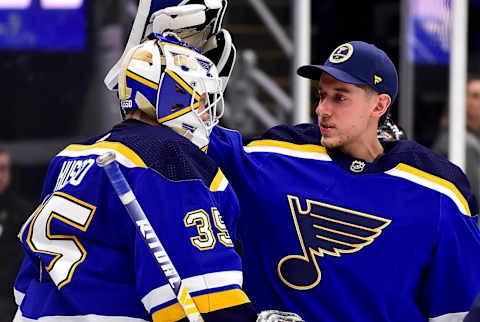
[14,288,25,306]
[57,149,139,168]
[428,311,468,322]
[218,176,229,191]
[385,167,469,216]
[13,310,148,322]
[244,146,332,161]
[141,270,243,312]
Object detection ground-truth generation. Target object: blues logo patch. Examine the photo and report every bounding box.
[278,195,391,290]
[329,43,354,63]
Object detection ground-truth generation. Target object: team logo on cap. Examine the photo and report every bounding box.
[329,43,354,63]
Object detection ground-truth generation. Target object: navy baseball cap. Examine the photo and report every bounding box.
[297,41,398,103]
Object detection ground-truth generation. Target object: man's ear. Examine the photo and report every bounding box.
[373,93,391,119]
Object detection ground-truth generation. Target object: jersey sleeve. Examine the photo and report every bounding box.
[13,254,39,308]
[209,126,244,170]
[209,124,322,195]
[422,194,480,319]
[208,126,256,198]
[126,167,253,321]
[464,294,480,322]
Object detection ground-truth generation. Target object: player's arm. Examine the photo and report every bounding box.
[422,194,480,320]
[13,177,56,311]
[13,255,38,310]
[207,126,246,181]
[127,168,256,321]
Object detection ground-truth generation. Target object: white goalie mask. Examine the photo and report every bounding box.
[104,0,235,93]
[118,33,224,151]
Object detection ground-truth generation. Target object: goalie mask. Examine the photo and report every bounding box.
[118,33,224,151]
[105,0,235,92]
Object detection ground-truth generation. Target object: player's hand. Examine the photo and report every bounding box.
[256,310,305,322]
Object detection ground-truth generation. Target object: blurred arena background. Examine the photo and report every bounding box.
[1,0,480,203]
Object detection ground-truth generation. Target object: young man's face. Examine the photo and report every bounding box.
[466,80,480,133]
[0,152,11,195]
[315,73,379,150]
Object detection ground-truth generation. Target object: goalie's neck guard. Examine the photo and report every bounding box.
[118,33,224,151]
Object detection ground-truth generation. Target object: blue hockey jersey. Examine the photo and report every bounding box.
[14,120,255,322]
[208,124,480,322]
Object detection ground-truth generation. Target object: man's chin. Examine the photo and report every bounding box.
[321,137,340,149]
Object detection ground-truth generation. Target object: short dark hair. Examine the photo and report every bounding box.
[354,84,389,126]
[467,73,480,84]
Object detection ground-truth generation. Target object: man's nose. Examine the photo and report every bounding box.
[315,99,331,117]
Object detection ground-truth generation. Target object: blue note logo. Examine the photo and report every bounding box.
[277,195,391,290]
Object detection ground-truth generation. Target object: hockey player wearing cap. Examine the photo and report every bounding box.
[106,2,478,320]
[208,41,480,321]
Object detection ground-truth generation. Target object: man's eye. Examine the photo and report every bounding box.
[335,95,346,102]
[316,93,326,102]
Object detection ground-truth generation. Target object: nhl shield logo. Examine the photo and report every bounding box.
[350,160,366,173]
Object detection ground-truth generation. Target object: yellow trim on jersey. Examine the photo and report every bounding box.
[157,70,201,123]
[26,192,96,290]
[209,169,226,192]
[126,70,159,90]
[64,141,147,168]
[246,139,327,154]
[395,163,471,216]
[152,288,250,322]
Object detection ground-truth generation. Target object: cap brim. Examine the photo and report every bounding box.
[297,65,366,86]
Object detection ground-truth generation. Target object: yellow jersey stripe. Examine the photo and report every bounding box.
[152,288,250,322]
[244,140,330,161]
[142,270,243,312]
[210,169,228,192]
[246,139,326,153]
[60,141,147,168]
[386,163,471,216]
[126,70,159,90]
